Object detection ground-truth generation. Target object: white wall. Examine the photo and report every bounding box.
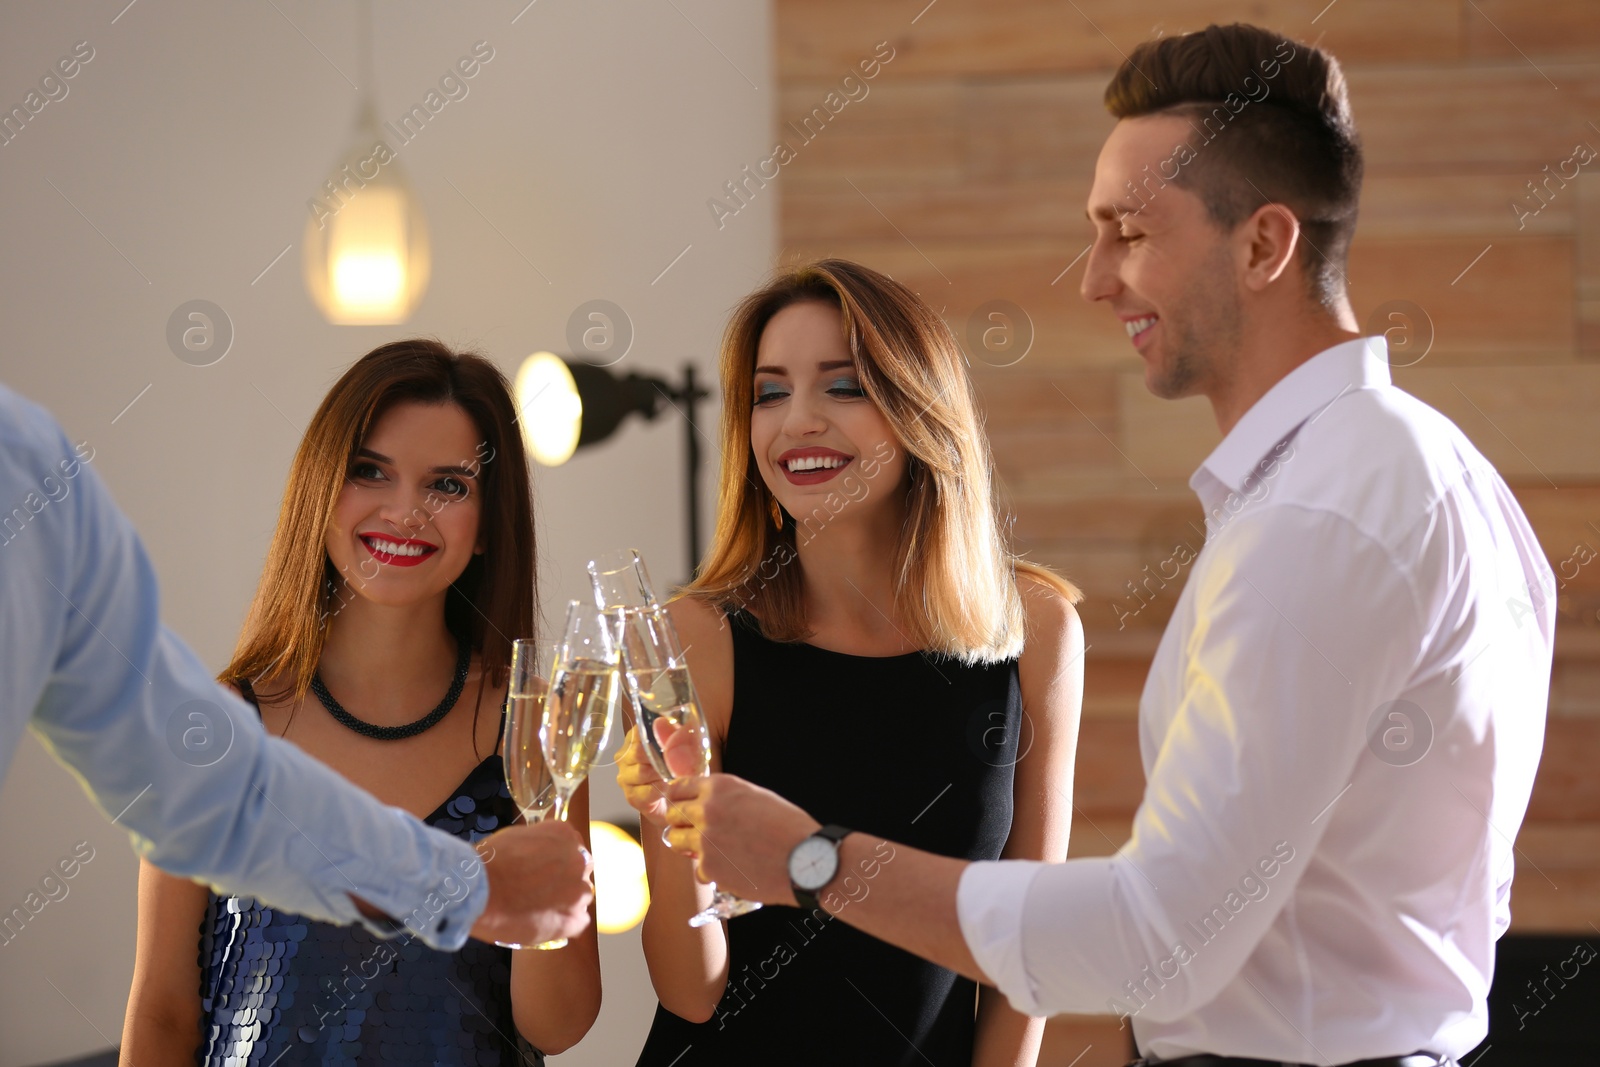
[0,1,773,1063]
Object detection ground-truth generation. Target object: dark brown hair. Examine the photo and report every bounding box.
[221,339,535,746]
[1105,23,1363,309]
[684,258,1078,664]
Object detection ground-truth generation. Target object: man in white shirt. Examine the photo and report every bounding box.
[661,23,1554,1066]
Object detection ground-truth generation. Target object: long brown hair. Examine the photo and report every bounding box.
[685,259,1078,664]
[221,339,535,734]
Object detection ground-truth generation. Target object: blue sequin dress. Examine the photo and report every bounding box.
[194,737,543,1066]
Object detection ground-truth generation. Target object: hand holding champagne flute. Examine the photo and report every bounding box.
[499,638,573,950]
[590,548,761,927]
[506,600,619,951]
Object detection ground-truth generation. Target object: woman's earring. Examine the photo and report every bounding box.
[769,496,785,530]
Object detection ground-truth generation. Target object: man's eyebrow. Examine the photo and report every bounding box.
[1087,202,1145,223]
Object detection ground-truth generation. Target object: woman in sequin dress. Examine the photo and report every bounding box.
[120,340,601,1065]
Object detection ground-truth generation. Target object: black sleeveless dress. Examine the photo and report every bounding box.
[634,610,1024,1067]
[195,689,542,1066]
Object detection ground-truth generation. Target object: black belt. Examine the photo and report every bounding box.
[1129,1054,1451,1067]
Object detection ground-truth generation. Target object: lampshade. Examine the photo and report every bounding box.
[515,356,708,573]
[303,104,430,324]
[590,820,649,934]
[515,351,583,466]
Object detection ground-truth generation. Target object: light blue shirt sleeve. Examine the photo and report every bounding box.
[0,385,487,950]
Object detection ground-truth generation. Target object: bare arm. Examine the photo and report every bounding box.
[663,586,1086,993]
[974,586,1084,1067]
[509,781,602,1054]
[616,598,732,1022]
[666,797,984,978]
[120,857,212,1065]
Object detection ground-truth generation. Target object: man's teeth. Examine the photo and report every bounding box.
[1125,315,1158,338]
[786,455,848,472]
[366,537,431,557]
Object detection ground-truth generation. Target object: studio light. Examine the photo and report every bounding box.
[515,352,583,466]
[515,353,709,576]
[590,820,649,934]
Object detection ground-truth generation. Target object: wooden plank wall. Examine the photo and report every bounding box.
[774,2,1599,1062]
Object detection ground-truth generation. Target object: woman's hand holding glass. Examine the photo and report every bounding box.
[616,718,707,830]
[590,548,760,927]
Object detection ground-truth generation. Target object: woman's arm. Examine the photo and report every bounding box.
[617,597,732,1022]
[509,780,602,1053]
[973,579,1085,1067]
[119,857,213,1065]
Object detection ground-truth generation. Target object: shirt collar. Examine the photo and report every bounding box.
[1190,335,1391,498]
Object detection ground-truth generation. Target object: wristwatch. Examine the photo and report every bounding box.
[788,824,852,912]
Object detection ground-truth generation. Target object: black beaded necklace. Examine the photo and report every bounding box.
[310,639,472,741]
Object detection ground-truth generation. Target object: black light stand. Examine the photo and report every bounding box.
[564,360,710,580]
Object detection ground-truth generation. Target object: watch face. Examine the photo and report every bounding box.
[788,835,840,892]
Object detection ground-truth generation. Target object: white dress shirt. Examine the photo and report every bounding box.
[1,384,487,949]
[959,337,1554,1063]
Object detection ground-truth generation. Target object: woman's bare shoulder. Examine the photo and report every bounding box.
[224,672,298,737]
[668,595,733,648]
[1015,571,1083,669]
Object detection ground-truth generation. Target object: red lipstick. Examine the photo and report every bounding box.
[776,447,854,486]
[359,534,439,568]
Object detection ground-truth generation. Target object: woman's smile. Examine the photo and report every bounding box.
[358,533,440,567]
[777,447,854,486]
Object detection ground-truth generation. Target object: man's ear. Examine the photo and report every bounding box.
[1239,202,1300,292]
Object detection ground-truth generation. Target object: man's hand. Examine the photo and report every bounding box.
[468,821,594,947]
[661,773,820,904]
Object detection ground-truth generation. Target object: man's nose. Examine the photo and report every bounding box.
[1080,236,1121,304]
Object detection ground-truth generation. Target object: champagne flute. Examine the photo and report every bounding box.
[588,548,762,927]
[498,638,568,950]
[541,598,620,831]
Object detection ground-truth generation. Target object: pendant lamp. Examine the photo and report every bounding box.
[303,2,429,324]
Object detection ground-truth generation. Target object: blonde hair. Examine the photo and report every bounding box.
[685,259,1079,664]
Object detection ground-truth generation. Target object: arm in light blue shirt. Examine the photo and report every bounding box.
[0,385,485,950]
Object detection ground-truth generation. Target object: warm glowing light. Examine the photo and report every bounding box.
[331,249,405,316]
[516,352,583,466]
[303,118,430,325]
[591,820,649,934]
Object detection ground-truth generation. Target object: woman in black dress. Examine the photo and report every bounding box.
[619,260,1085,1066]
[121,340,601,1065]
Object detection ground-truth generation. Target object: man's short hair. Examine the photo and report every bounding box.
[1104,23,1363,310]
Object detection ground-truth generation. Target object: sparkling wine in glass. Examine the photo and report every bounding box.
[542,599,620,821]
[589,548,762,927]
[499,637,568,950]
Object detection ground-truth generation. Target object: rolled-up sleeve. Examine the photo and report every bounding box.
[959,859,1052,1014]
[957,503,1425,1018]
[2,392,486,950]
